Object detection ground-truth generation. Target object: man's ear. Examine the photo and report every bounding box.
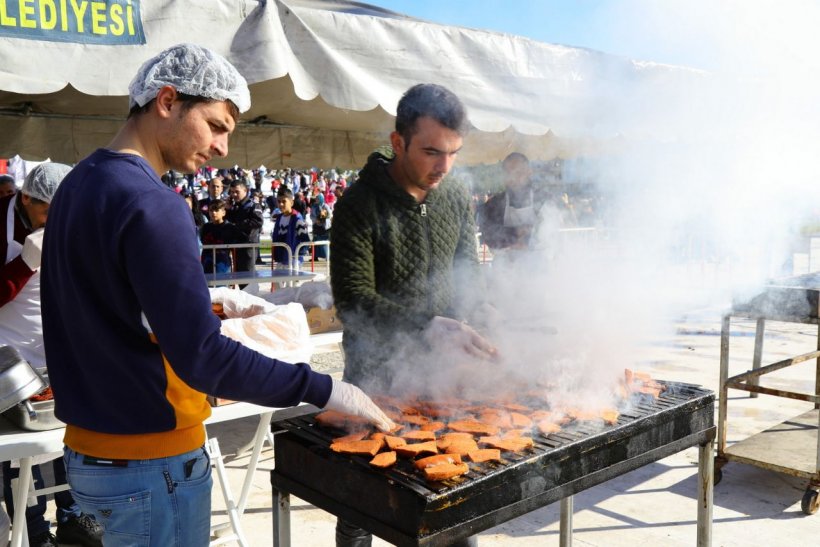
[155,86,178,118]
[389,131,404,156]
[19,193,31,207]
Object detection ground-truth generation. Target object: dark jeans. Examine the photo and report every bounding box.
[3,458,81,537]
[234,246,257,273]
[336,519,477,547]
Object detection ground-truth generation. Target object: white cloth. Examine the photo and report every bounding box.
[0,198,44,367]
[259,280,333,309]
[209,288,313,364]
[21,229,44,270]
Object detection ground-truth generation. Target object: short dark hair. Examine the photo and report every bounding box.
[0,174,14,186]
[230,179,248,190]
[210,198,227,212]
[277,187,294,200]
[128,93,240,121]
[503,152,529,166]
[395,84,469,147]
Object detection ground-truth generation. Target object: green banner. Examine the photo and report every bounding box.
[0,0,144,44]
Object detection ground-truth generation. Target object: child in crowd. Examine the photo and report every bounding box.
[200,199,243,273]
[271,188,310,267]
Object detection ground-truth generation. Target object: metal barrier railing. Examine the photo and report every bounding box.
[267,242,295,270]
[201,242,262,275]
[294,241,331,272]
[201,242,293,275]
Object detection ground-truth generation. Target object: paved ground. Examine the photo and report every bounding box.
[11,308,820,545]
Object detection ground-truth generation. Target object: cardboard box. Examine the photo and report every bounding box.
[305,306,342,334]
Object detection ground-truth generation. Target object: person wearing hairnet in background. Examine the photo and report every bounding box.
[39,43,394,546]
[0,163,104,546]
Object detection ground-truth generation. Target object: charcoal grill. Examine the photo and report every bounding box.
[270,381,715,546]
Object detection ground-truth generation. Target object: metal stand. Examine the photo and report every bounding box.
[717,312,820,515]
[273,489,291,547]
[559,495,573,547]
[271,451,714,547]
[697,441,714,547]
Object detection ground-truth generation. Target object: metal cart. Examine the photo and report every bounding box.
[717,283,820,515]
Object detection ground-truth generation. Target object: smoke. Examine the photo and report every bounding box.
[343,2,820,417]
[464,0,820,409]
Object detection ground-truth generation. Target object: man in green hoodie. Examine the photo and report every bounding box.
[330,83,494,547]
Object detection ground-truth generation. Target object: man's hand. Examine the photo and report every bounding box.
[424,316,498,360]
[21,229,45,271]
[325,379,396,432]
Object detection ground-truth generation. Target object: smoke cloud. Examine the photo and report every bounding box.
[344,1,820,416]
[466,0,820,409]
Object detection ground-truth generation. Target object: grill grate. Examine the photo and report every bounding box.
[271,380,715,546]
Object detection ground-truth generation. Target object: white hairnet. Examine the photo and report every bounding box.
[21,163,72,203]
[129,43,251,113]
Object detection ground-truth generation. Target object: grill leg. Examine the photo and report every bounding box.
[750,318,765,398]
[697,440,714,547]
[559,495,573,547]
[273,488,291,547]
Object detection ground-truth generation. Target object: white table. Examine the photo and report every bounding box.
[0,402,303,547]
[0,420,64,547]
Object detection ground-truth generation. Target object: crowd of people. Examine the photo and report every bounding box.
[152,154,603,278]
[159,165,351,273]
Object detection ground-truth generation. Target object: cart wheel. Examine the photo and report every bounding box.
[801,488,820,515]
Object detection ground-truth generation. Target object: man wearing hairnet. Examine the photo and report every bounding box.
[0,164,104,546]
[40,43,394,546]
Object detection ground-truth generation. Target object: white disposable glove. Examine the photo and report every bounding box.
[424,316,498,360]
[324,379,396,432]
[21,229,44,271]
[209,287,275,318]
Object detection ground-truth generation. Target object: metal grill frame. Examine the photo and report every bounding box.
[270,383,715,546]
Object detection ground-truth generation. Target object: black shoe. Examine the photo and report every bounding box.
[56,513,103,547]
[28,531,58,547]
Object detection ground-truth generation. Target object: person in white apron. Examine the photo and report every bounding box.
[0,163,103,547]
[479,152,542,251]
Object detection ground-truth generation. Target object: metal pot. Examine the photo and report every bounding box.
[0,345,47,414]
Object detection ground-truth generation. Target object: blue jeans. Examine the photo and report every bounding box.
[63,446,212,546]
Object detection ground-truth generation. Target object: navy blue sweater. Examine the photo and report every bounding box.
[41,149,331,459]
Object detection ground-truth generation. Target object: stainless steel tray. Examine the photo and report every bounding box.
[0,346,47,413]
[2,398,64,431]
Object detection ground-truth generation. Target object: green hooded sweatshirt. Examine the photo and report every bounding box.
[330,152,482,388]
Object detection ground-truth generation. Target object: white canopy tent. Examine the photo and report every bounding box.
[0,0,702,168]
